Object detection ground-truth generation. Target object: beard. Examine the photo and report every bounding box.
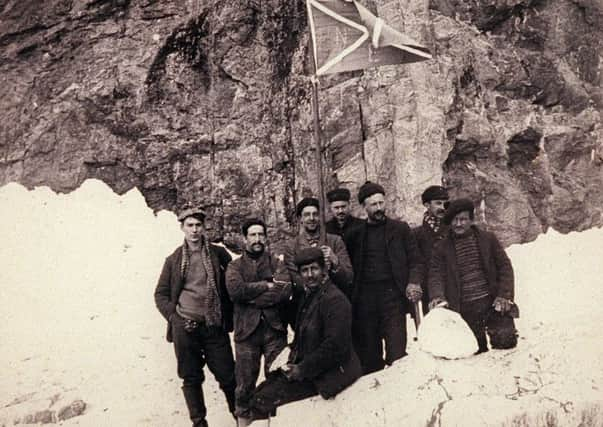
[368,209,386,223]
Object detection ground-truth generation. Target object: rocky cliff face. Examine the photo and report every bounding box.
[1,0,601,245]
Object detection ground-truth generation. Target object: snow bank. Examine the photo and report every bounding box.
[271,227,603,426]
[1,180,602,426]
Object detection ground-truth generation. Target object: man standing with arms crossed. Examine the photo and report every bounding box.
[226,218,292,427]
[345,182,424,374]
[154,206,236,427]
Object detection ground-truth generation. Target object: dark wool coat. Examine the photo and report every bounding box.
[154,243,233,342]
[290,280,362,399]
[344,217,424,304]
[428,226,514,312]
[412,221,449,304]
[325,215,365,238]
[225,251,291,343]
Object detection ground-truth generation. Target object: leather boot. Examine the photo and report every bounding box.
[181,385,207,427]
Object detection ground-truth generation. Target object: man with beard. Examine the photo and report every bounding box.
[325,188,364,238]
[283,197,353,305]
[154,206,236,427]
[411,185,450,315]
[225,218,292,427]
[344,182,424,374]
[244,247,362,426]
[428,198,518,354]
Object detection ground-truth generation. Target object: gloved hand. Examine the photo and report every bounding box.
[428,297,448,311]
[405,283,423,302]
[493,297,513,314]
[282,363,304,382]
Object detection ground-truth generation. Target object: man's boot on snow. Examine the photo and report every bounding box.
[182,385,208,427]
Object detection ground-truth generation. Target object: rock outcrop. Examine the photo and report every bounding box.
[1,0,601,245]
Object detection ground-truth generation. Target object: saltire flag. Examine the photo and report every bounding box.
[306,0,432,75]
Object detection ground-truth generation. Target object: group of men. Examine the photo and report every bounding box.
[154,181,518,427]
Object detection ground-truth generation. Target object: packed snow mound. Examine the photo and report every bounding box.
[418,307,478,359]
[1,180,602,427]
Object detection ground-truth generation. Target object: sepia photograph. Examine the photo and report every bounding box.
[1,0,602,426]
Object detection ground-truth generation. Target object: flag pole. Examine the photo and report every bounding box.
[310,72,327,245]
[307,0,327,245]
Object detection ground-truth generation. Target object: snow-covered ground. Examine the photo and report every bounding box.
[1,180,602,426]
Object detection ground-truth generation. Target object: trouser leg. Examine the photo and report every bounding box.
[353,288,384,375]
[234,332,262,418]
[461,296,492,353]
[202,326,237,416]
[380,286,406,365]
[171,314,208,426]
[248,372,317,421]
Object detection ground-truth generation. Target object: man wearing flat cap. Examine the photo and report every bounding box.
[154,206,236,427]
[411,185,450,315]
[325,188,364,238]
[428,198,519,354]
[344,182,424,374]
[244,247,362,426]
[283,197,353,311]
[225,218,292,427]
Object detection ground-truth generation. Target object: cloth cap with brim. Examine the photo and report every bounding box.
[327,188,351,203]
[177,207,206,222]
[357,181,385,204]
[294,247,324,267]
[421,185,449,204]
[296,197,320,216]
[443,198,474,225]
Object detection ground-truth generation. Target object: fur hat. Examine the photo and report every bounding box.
[241,218,266,236]
[421,185,449,204]
[296,197,320,216]
[443,198,474,225]
[294,247,325,267]
[326,188,351,203]
[357,181,385,204]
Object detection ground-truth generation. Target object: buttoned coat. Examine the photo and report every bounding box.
[154,243,233,342]
[428,226,514,312]
[344,217,424,305]
[226,251,292,343]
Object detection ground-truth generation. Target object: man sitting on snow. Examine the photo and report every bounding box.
[428,198,519,354]
[154,206,236,427]
[245,247,362,426]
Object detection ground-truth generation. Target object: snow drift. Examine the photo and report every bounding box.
[1,180,602,426]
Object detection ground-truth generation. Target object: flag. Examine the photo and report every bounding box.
[306,0,432,75]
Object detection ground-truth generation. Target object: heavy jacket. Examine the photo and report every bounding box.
[154,242,233,342]
[226,251,292,343]
[283,231,353,296]
[325,215,364,238]
[428,226,514,312]
[344,217,424,304]
[290,279,362,399]
[413,221,448,305]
